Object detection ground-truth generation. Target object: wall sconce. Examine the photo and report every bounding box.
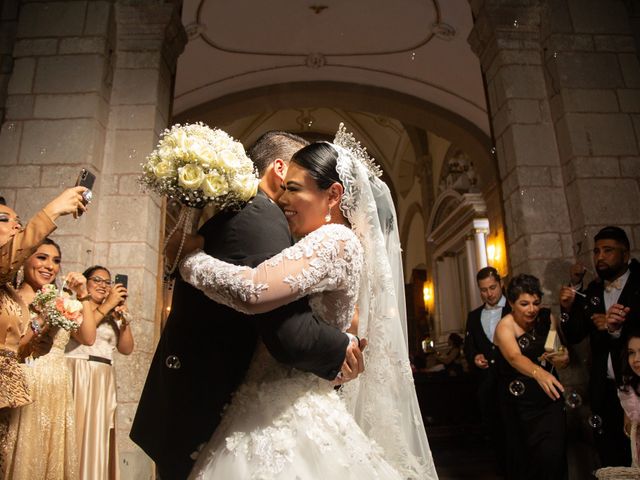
[423,282,433,309]
[486,239,501,264]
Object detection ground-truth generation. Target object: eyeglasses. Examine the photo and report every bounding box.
[88,276,112,286]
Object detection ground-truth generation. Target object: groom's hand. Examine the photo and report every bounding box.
[334,338,367,385]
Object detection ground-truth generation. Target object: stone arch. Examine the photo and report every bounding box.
[401,201,427,274]
[173,81,497,191]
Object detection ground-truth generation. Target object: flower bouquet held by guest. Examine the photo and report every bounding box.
[4,239,96,480]
[0,188,88,477]
[494,274,569,480]
[178,125,437,479]
[66,265,134,480]
[139,123,259,276]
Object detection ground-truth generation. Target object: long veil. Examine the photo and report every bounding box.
[332,125,438,479]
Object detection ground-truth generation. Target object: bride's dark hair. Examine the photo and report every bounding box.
[291,142,342,190]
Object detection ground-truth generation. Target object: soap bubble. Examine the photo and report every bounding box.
[518,336,530,349]
[588,414,603,431]
[509,380,526,397]
[165,355,181,369]
[565,390,582,408]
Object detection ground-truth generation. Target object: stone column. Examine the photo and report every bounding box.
[541,0,640,262]
[0,1,185,478]
[468,0,575,294]
[0,0,19,124]
[104,3,185,477]
[0,0,116,270]
[465,235,482,307]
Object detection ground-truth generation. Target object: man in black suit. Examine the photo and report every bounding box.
[464,266,510,475]
[130,131,365,479]
[560,226,640,467]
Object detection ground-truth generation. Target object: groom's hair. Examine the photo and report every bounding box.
[248,131,309,177]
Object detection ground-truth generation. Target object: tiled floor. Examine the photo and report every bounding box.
[429,425,503,480]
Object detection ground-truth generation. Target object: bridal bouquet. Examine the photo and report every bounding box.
[30,284,83,331]
[139,122,259,209]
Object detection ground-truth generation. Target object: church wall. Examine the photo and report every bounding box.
[0,1,186,477]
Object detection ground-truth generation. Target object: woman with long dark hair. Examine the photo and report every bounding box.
[5,239,96,480]
[0,188,87,478]
[178,129,438,479]
[617,324,640,464]
[66,265,134,480]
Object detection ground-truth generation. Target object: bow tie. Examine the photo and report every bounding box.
[484,305,502,311]
[605,278,624,293]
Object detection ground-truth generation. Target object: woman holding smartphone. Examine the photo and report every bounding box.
[65,266,134,480]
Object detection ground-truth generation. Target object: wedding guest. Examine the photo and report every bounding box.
[618,325,640,464]
[434,333,465,375]
[495,274,569,480]
[560,226,640,467]
[66,265,134,480]
[464,266,510,475]
[4,239,96,480]
[0,188,87,477]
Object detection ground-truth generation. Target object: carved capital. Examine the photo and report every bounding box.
[116,1,186,72]
[468,0,542,68]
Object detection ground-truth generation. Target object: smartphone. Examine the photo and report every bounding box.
[75,168,96,215]
[75,167,95,191]
[114,274,128,289]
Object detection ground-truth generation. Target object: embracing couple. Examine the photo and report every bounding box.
[131,128,438,479]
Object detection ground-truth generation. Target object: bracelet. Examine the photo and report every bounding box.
[30,318,42,337]
[532,368,539,378]
[77,294,92,302]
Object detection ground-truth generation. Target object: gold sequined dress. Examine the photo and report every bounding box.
[4,326,78,480]
[0,210,56,477]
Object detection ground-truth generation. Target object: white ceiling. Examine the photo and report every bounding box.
[174,0,489,134]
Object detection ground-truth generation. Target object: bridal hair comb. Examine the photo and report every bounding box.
[334,123,383,178]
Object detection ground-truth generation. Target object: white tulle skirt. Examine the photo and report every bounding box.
[188,346,403,480]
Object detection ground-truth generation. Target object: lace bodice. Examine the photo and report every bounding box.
[180,223,363,332]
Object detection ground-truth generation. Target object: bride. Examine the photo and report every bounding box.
[178,125,438,479]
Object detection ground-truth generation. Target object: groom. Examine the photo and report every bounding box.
[131,131,365,479]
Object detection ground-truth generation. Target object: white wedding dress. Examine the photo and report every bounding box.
[181,130,438,480]
[181,224,404,479]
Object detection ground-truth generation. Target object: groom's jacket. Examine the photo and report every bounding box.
[130,190,348,479]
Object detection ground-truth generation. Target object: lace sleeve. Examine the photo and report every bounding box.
[179,224,362,315]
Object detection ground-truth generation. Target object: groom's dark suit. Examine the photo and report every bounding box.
[130,191,349,479]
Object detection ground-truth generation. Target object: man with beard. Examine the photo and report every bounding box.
[560,226,640,467]
[464,266,510,476]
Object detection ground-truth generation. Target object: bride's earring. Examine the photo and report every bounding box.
[324,208,332,223]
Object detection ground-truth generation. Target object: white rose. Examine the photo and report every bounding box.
[201,171,229,198]
[218,149,238,170]
[232,142,247,158]
[178,164,205,190]
[63,297,83,315]
[171,128,189,150]
[231,173,259,201]
[191,141,215,169]
[153,160,176,179]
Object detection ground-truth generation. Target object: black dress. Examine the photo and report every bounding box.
[497,308,568,480]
